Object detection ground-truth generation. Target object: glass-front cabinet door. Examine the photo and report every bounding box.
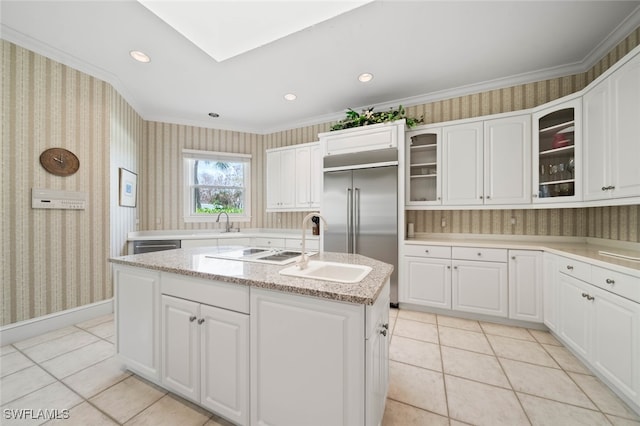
[406,128,442,206]
[532,97,582,203]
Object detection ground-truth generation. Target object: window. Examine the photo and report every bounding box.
[183,149,251,222]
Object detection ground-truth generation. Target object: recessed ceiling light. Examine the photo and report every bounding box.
[129,50,151,63]
[358,73,374,83]
[284,93,297,101]
[208,112,220,118]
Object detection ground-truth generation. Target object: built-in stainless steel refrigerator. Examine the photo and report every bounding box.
[322,156,398,304]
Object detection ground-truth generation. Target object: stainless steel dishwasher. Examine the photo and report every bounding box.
[133,240,181,254]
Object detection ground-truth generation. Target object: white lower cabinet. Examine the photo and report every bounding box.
[161,295,249,425]
[403,256,452,309]
[557,269,640,407]
[452,259,508,317]
[508,250,543,322]
[250,282,390,426]
[114,265,161,381]
[366,287,390,426]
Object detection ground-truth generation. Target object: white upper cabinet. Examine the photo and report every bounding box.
[532,96,582,203]
[442,115,530,206]
[320,121,400,157]
[442,122,484,205]
[267,142,321,211]
[484,115,531,205]
[406,128,442,205]
[584,51,640,201]
[266,148,296,210]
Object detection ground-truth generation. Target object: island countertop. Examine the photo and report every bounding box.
[109,247,393,305]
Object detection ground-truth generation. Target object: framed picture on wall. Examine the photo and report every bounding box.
[119,168,137,207]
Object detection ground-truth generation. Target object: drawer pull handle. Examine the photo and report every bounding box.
[602,186,608,191]
[566,265,574,270]
[605,278,615,284]
[197,318,205,325]
[581,293,595,301]
[189,316,197,322]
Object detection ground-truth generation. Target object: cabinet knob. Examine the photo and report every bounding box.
[197,318,205,325]
[602,186,608,191]
[477,252,482,256]
[479,196,484,199]
[511,256,516,260]
[380,329,388,337]
[486,195,491,199]
[454,266,458,270]
[189,316,197,322]
[609,186,616,190]
[382,323,389,330]
[533,193,538,198]
[581,292,588,298]
[425,249,430,254]
[606,278,615,285]
[586,295,595,301]
[447,265,451,269]
[566,265,574,270]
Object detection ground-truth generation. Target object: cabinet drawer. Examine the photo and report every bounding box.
[557,256,591,282]
[452,247,507,263]
[285,238,319,251]
[404,244,451,259]
[591,266,640,303]
[161,272,249,314]
[252,237,285,248]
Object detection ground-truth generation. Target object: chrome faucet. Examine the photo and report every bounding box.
[297,212,327,270]
[216,212,231,232]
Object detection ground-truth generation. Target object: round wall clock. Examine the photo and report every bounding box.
[39,148,80,176]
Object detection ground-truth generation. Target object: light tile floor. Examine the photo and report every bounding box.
[1,310,638,425]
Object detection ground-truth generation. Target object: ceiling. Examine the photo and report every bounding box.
[1,1,640,134]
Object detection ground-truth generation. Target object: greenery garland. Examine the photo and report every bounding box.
[330,105,423,131]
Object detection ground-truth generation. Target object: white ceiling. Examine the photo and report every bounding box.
[1,1,640,134]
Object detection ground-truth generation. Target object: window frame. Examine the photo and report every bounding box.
[183,149,252,223]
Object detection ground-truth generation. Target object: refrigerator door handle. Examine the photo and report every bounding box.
[346,188,352,253]
[354,187,360,254]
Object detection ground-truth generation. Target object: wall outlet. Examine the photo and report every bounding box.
[441,218,446,228]
[510,217,517,225]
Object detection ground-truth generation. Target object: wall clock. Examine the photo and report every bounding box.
[39,148,80,176]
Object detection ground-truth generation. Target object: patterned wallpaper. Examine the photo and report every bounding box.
[406,206,639,242]
[2,26,638,326]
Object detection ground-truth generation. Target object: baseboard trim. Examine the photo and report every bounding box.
[0,299,114,346]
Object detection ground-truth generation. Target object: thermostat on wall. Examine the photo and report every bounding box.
[32,188,87,210]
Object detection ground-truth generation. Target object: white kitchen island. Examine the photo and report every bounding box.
[110,247,393,426]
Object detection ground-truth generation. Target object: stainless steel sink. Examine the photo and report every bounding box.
[205,248,316,265]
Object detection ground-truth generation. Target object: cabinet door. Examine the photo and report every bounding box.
[542,253,559,332]
[266,150,296,209]
[508,250,542,322]
[452,260,508,317]
[366,289,390,426]
[295,146,312,208]
[310,143,322,208]
[200,304,249,426]
[610,52,640,199]
[251,288,365,426]
[442,122,484,205]
[557,274,591,359]
[484,115,531,205]
[591,286,640,403]
[403,257,451,309]
[114,265,160,381]
[161,295,200,401]
[583,81,610,201]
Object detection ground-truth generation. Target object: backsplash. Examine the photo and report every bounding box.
[406,205,640,243]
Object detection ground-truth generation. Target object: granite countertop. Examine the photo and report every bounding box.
[110,247,393,305]
[405,235,640,277]
[127,228,319,241]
